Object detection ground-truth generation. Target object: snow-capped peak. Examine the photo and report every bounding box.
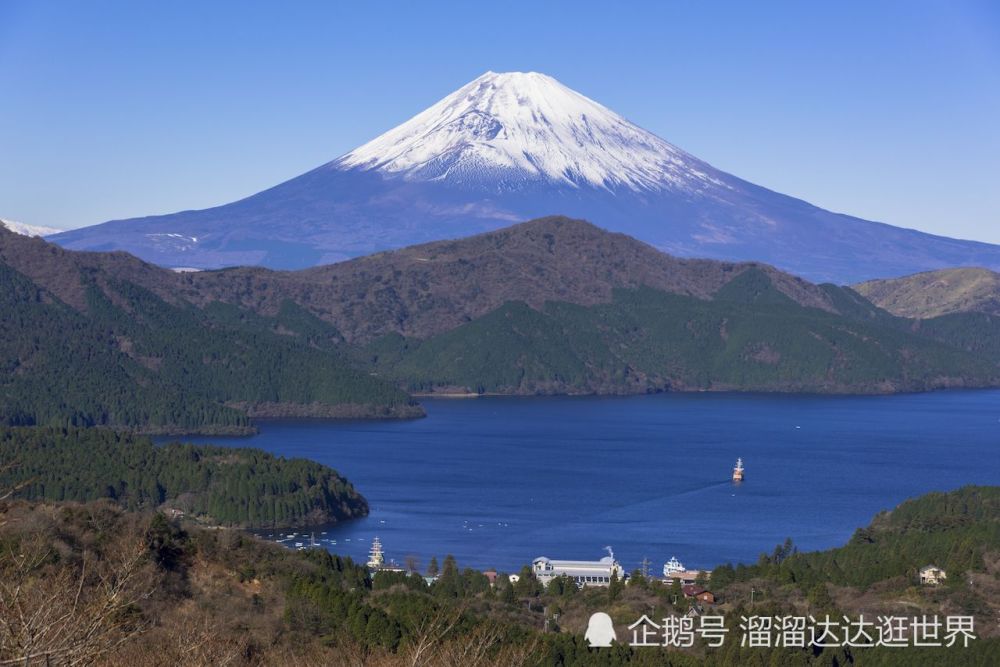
[1,218,62,237]
[335,71,723,192]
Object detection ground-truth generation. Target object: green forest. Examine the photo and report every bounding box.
[0,426,368,527]
[6,229,1000,433]
[711,485,1000,592]
[366,277,998,395]
[0,262,420,433]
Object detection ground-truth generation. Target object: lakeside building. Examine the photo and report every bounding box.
[662,556,709,586]
[532,547,625,588]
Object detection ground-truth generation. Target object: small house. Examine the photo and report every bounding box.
[682,585,715,604]
[919,565,947,586]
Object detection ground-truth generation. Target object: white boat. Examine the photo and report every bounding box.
[732,457,745,482]
[663,556,686,577]
[367,536,385,570]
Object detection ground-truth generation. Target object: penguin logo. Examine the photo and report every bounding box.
[584,612,616,647]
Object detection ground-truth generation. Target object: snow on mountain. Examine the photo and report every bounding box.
[1,219,61,237]
[336,71,723,193]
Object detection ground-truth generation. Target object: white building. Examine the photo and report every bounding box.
[919,564,947,586]
[532,547,625,588]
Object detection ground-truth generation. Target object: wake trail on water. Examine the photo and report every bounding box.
[503,479,738,548]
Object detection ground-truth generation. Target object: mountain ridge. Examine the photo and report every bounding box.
[8,217,1000,411]
[180,216,843,343]
[7,216,843,343]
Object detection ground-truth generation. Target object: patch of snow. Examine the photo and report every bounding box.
[335,71,727,193]
[1,218,62,237]
[145,233,200,251]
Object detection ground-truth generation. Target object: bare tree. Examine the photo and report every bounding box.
[402,608,463,667]
[0,528,154,666]
[432,622,538,667]
[0,459,32,512]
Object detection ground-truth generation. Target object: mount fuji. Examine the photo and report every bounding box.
[50,71,1000,283]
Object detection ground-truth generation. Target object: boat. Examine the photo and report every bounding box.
[663,556,685,577]
[367,536,385,570]
[732,457,745,482]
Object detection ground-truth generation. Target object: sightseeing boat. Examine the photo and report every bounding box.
[732,457,745,482]
[367,536,385,570]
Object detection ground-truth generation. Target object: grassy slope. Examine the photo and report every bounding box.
[856,267,1000,319]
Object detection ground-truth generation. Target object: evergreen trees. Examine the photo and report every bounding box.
[368,286,996,396]
[0,427,368,527]
[0,264,417,433]
[715,486,1000,590]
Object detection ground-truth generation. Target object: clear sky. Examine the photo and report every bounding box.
[1,0,998,242]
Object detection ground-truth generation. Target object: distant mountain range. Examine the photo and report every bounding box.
[48,71,1000,284]
[6,216,1000,432]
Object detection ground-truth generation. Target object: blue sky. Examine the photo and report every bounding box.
[1,0,998,242]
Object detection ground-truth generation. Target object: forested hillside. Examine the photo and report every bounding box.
[712,485,1000,591]
[5,218,1000,434]
[365,283,999,395]
[0,427,367,527]
[178,216,842,343]
[0,231,421,432]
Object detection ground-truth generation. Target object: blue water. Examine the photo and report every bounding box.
[169,391,1000,574]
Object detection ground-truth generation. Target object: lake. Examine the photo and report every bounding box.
[171,390,1000,575]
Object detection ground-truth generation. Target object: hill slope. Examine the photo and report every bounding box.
[2,487,998,665]
[0,227,421,433]
[0,427,368,528]
[366,284,997,395]
[48,72,1000,283]
[856,267,1000,319]
[180,216,839,343]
